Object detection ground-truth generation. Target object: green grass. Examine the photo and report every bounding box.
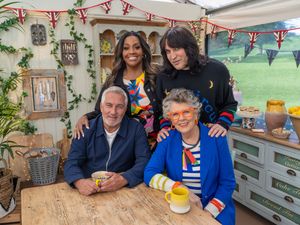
[209,40,300,111]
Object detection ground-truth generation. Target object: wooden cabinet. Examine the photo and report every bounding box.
[228,129,300,225]
[91,19,168,85]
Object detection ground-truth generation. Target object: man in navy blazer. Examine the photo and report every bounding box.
[64,86,150,196]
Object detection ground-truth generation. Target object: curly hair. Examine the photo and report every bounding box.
[103,31,156,89]
[162,88,202,118]
[159,26,208,77]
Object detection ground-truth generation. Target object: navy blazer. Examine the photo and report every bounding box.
[64,115,151,187]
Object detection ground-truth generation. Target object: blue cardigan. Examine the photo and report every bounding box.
[144,123,236,225]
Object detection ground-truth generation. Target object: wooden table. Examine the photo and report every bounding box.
[21,182,220,225]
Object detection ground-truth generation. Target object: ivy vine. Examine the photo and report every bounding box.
[49,9,97,138]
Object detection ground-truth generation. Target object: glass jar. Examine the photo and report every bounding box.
[265,100,287,132]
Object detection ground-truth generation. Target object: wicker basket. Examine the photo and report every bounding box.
[0,159,16,218]
[25,148,60,185]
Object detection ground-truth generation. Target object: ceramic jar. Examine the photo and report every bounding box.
[264,100,287,132]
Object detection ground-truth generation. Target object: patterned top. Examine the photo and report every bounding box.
[182,140,201,195]
[123,72,155,135]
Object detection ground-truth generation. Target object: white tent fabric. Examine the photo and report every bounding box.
[207,0,300,30]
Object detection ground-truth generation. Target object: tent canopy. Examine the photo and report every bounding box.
[162,0,300,29]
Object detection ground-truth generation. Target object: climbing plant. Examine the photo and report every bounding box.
[49,8,97,137]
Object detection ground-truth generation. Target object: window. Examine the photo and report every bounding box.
[208,19,300,112]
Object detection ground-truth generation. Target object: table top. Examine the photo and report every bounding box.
[230,127,300,150]
[21,182,220,225]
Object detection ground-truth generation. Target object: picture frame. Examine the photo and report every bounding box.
[60,40,79,65]
[22,69,67,120]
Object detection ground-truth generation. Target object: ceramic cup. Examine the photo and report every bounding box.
[91,171,109,186]
[165,187,190,214]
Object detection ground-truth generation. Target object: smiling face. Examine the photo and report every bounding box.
[122,35,144,69]
[100,92,127,132]
[168,102,197,135]
[165,41,189,70]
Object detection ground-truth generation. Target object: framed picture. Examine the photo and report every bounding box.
[23,69,67,120]
[60,40,78,65]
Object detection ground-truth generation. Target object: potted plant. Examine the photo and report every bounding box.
[0,72,36,218]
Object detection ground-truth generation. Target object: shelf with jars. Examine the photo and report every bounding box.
[91,18,168,85]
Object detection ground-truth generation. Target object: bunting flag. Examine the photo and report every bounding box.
[145,12,154,21]
[11,8,26,24]
[75,9,87,24]
[244,44,253,58]
[248,32,260,49]
[45,11,60,28]
[121,0,133,15]
[273,31,288,49]
[227,30,237,47]
[266,49,278,66]
[168,19,176,28]
[187,22,198,34]
[292,50,300,68]
[210,25,217,39]
[99,1,112,14]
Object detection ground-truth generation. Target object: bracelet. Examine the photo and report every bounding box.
[172,181,182,189]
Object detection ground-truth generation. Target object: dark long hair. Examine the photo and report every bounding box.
[103,31,156,89]
[159,26,208,77]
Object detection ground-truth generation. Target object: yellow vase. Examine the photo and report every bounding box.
[265,100,287,132]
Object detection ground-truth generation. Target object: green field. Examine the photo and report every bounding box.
[209,38,300,111]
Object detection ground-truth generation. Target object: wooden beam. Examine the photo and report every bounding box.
[90,18,167,27]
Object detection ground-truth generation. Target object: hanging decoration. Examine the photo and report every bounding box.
[11,8,26,24]
[145,12,154,22]
[273,31,288,49]
[121,0,133,15]
[248,32,260,49]
[266,49,279,66]
[75,8,88,24]
[168,19,176,28]
[99,1,112,14]
[292,50,300,68]
[45,11,60,28]
[210,25,217,39]
[227,30,237,47]
[4,0,300,68]
[31,24,47,46]
[187,22,198,34]
[244,44,253,58]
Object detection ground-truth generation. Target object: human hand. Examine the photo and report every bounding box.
[73,115,89,139]
[179,185,203,209]
[74,178,100,196]
[157,128,170,142]
[100,172,128,192]
[207,123,227,137]
[188,190,203,208]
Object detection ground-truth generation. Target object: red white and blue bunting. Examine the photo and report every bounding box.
[145,12,155,22]
[99,1,112,14]
[3,0,300,66]
[45,11,60,28]
[248,32,260,49]
[75,9,88,24]
[120,0,133,15]
[11,8,26,24]
[227,30,237,47]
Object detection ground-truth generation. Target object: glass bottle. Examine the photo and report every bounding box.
[265,100,287,132]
